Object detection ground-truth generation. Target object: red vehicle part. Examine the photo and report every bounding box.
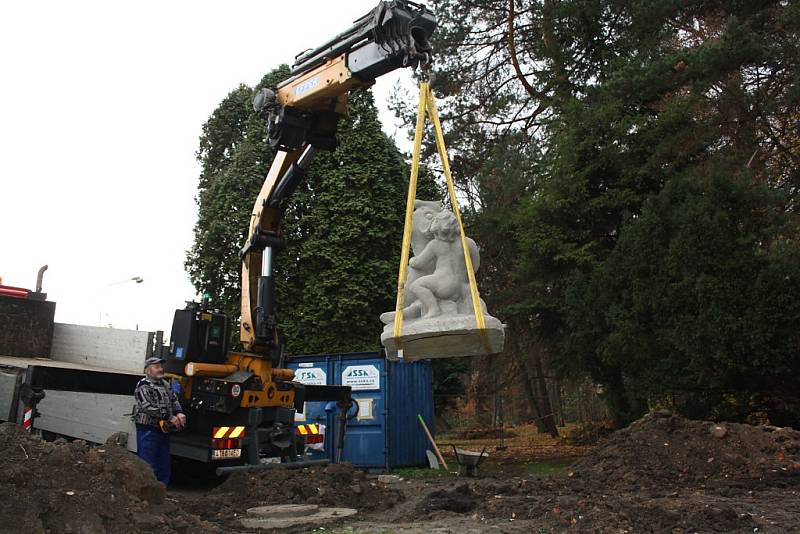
[297,423,323,444]
[0,285,30,299]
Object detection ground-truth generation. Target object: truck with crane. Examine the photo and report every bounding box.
[0,0,437,474]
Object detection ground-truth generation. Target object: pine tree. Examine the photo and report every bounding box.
[518,1,800,424]
[421,0,800,425]
[564,167,800,425]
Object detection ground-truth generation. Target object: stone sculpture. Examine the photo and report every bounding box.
[380,200,505,361]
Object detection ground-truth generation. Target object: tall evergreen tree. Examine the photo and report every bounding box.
[564,167,800,425]
[517,0,800,424]
[415,0,800,425]
[187,70,409,354]
[186,66,289,327]
[275,89,408,354]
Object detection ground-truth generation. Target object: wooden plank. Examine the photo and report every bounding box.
[35,389,138,452]
[0,355,140,375]
[51,323,152,374]
[417,414,448,470]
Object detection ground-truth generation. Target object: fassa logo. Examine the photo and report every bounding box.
[347,369,371,377]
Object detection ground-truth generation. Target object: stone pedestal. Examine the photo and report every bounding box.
[382,314,505,362]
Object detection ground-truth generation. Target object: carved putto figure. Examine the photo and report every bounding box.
[381,200,505,361]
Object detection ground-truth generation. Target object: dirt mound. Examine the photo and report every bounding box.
[217,463,404,510]
[0,423,218,534]
[570,412,800,487]
[418,483,478,514]
[402,414,800,531]
[180,463,404,528]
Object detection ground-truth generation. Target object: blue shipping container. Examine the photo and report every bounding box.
[287,351,433,469]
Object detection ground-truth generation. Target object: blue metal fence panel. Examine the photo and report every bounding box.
[287,351,432,469]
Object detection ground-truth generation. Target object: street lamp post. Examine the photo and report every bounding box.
[99,276,144,327]
[109,276,144,286]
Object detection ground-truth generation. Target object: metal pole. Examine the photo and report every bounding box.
[263,247,273,276]
[297,145,317,168]
[256,246,276,342]
[336,403,348,463]
[270,145,317,208]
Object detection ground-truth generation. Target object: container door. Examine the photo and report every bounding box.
[335,356,386,468]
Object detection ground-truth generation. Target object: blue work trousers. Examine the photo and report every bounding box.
[136,425,171,486]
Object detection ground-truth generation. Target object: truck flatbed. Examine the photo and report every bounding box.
[0,354,141,376]
[0,354,142,452]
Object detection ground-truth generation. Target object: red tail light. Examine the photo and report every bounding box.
[211,426,246,449]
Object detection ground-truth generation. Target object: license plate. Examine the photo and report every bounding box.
[212,448,242,460]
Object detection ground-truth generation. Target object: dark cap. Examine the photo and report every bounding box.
[144,357,166,369]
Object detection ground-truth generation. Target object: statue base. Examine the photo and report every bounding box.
[381,314,505,362]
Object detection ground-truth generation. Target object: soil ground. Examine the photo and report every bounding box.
[2,413,800,533]
[340,413,800,533]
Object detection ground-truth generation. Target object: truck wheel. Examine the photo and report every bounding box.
[281,433,301,463]
[37,429,60,442]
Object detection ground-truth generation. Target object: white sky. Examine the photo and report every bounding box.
[0,0,414,333]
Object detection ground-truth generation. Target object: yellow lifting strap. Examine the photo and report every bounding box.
[393,82,489,353]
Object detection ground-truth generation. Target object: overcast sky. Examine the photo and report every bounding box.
[0,0,414,334]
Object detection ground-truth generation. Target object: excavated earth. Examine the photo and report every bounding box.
[178,462,406,530]
[361,413,800,533]
[0,423,217,533]
[2,413,800,533]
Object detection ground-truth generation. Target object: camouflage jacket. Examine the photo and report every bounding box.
[132,376,183,427]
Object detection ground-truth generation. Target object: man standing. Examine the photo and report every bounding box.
[133,357,186,486]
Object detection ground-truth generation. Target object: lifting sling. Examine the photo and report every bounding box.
[392,82,490,355]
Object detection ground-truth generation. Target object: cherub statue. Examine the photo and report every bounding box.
[381,201,481,323]
[380,201,505,360]
[408,211,473,318]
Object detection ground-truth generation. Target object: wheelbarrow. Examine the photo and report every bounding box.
[450,445,488,477]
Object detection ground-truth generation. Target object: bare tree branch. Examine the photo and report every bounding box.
[508,0,542,99]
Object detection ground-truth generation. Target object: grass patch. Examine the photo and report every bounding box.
[525,461,571,476]
[387,461,569,479]
[311,529,394,534]
[388,467,457,479]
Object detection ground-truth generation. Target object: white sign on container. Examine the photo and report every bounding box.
[294,367,327,385]
[342,365,380,390]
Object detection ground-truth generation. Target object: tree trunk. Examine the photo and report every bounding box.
[508,325,548,433]
[518,355,549,434]
[603,369,642,426]
[551,379,565,427]
[531,344,559,437]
